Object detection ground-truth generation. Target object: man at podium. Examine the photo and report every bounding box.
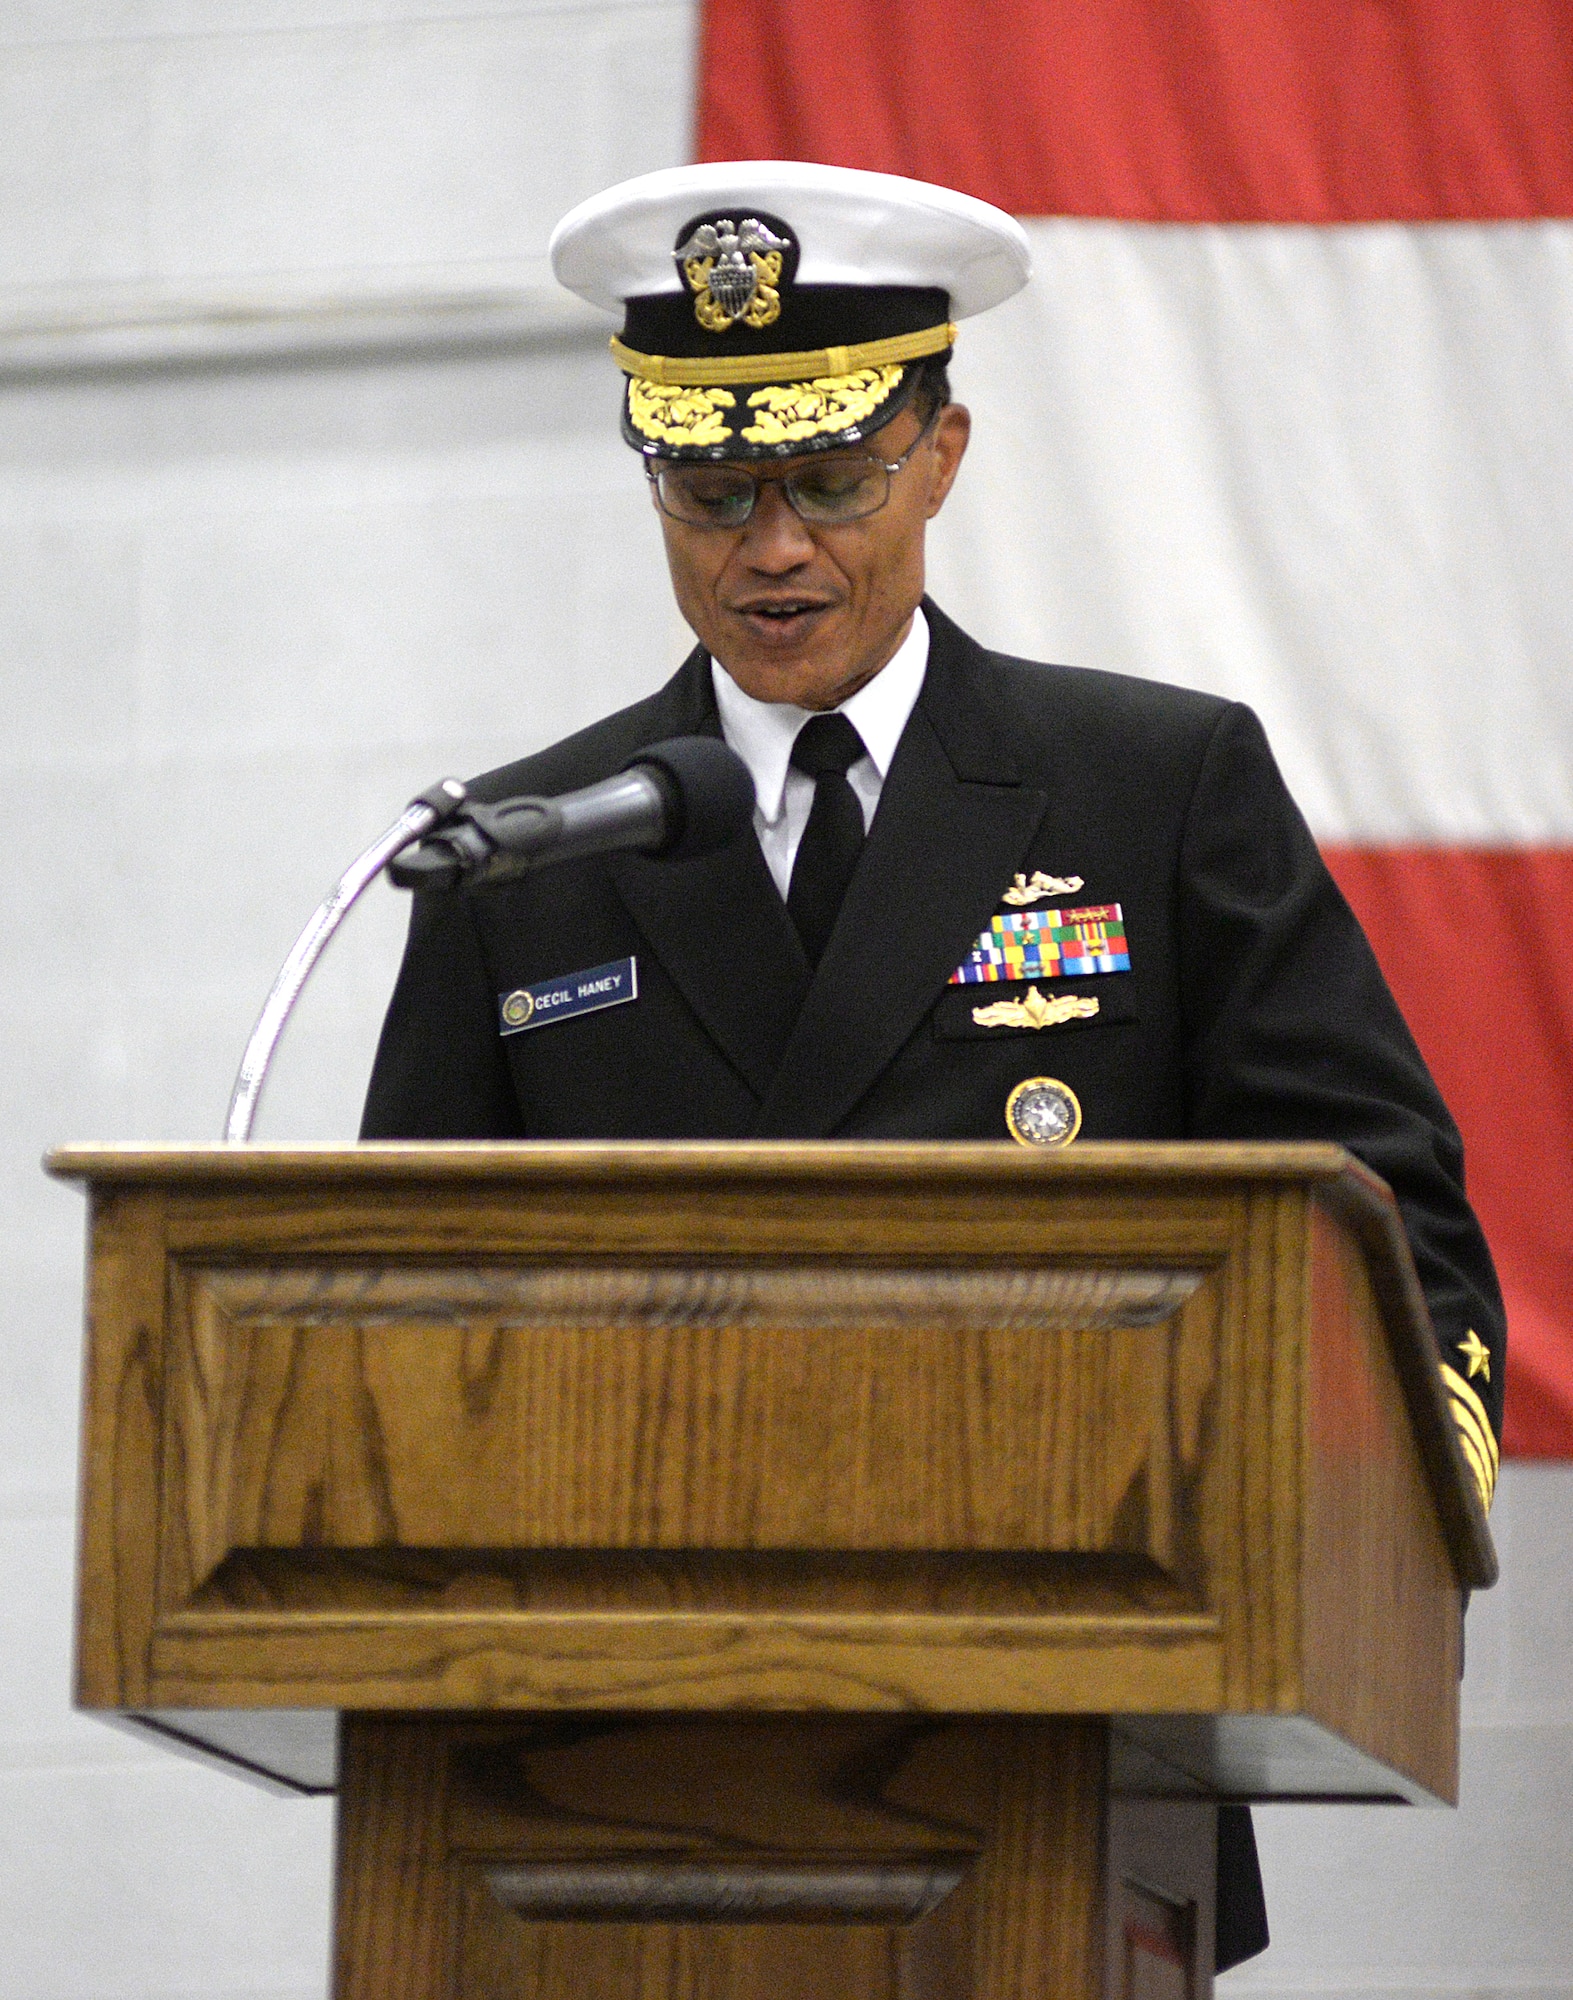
[361,161,1506,1971]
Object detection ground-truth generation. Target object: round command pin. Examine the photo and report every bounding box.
[500,989,535,1030]
[1005,1075,1082,1147]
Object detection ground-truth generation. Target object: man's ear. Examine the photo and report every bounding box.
[924,403,971,518]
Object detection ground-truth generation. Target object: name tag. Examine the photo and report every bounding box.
[498,957,638,1035]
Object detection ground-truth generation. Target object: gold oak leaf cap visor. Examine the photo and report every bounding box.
[548,160,1032,461]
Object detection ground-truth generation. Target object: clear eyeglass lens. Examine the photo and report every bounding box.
[657,468,756,526]
[656,458,890,526]
[789,461,888,521]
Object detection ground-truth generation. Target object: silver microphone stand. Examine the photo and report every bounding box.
[223,779,468,1142]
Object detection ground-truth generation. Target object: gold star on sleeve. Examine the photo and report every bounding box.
[1457,1328,1491,1381]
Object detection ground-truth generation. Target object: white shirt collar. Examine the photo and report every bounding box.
[710,606,930,825]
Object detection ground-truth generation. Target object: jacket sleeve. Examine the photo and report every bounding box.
[1177,701,1505,1494]
[360,887,524,1139]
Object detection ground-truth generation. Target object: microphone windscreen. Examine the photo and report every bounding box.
[627,737,756,860]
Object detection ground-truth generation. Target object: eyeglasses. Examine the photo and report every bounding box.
[646,411,939,529]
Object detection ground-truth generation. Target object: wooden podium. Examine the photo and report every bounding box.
[49,1141,1495,2000]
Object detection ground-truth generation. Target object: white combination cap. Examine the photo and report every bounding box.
[548,160,1031,460]
[551,159,1031,319]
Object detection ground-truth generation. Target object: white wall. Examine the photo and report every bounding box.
[3,9,690,1999]
[0,6,1566,1996]
[1231,1463,1573,2000]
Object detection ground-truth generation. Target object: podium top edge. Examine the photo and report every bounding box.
[46,1137,1369,1189]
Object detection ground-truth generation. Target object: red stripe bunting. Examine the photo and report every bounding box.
[695,0,1573,1454]
[698,0,1573,221]
[1324,847,1573,1457]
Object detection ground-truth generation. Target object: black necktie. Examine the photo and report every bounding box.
[786,712,868,967]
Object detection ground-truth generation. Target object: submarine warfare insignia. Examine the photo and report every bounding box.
[676,217,790,332]
[972,986,1100,1031]
[1001,870,1085,906]
[1004,1076,1083,1148]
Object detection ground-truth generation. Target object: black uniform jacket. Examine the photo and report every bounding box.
[363,602,1506,1973]
[364,601,1505,1423]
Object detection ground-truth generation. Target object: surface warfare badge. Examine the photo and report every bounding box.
[972,987,1098,1031]
[499,958,637,1036]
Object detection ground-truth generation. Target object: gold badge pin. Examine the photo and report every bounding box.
[1004,1076,1083,1147]
[1457,1328,1491,1382]
[1002,870,1085,907]
[973,986,1099,1030]
[500,989,535,1030]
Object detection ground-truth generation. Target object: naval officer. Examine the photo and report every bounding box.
[362,162,1506,1969]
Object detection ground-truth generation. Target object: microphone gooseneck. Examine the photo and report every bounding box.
[223,778,472,1143]
[222,739,755,1141]
[387,736,755,891]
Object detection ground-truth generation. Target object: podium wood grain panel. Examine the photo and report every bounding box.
[333,1715,1113,2000]
[56,1142,1490,1787]
[1303,1209,1460,1789]
[150,1253,1227,1714]
[53,1143,1496,2000]
[167,1263,1208,1557]
[76,1188,168,1709]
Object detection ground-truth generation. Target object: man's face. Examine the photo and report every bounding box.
[652,400,971,710]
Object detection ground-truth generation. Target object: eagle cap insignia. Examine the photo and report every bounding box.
[674,211,795,333]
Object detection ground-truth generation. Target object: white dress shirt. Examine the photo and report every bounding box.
[710,607,930,900]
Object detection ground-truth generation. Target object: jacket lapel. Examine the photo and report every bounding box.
[753,607,1049,1137]
[609,649,810,1099]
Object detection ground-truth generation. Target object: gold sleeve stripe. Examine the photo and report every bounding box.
[611,322,959,388]
[1453,1426,1495,1513]
[1440,1416,1488,1504]
[1440,1360,1495,1441]
[1440,1363,1499,1510]
[1446,1386,1500,1488]
[1441,1363,1501,1474]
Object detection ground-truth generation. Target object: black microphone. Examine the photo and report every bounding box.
[387,736,755,891]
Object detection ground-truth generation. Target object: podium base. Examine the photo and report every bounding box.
[332,1715,1215,2000]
